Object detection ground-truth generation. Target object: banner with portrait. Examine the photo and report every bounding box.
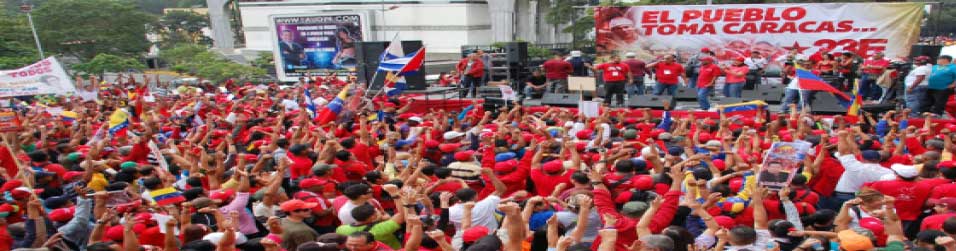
[270,13,368,82]
[758,141,812,191]
[0,57,75,97]
[594,3,923,73]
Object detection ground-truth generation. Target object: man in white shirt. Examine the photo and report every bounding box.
[832,130,894,206]
[904,56,932,117]
[336,183,382,225]
[449,168,507,232]
[743,51,768,90]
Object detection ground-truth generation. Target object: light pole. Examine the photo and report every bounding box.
[20,3,44,59]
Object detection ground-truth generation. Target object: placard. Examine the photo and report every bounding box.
[757,141,812,190]
[0,112,22,132]
[270,13,370,82]
[568,76,597,92]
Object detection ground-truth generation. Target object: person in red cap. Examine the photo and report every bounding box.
[456,53,485,98]
[585,54,632,106]
[280,199,321,250]
[684,47,716,89]
[695,56,722,110]
[721,57,750,98]
[922,197,956,230]
[529,143,580,197]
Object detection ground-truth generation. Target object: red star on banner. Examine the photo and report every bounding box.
[783,41,810,54]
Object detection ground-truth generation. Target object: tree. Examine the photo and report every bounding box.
[160,44,266,83]
[152,10,211,48]
[72,53,146,77]
[0,12,40,69]
[31,0,155,61]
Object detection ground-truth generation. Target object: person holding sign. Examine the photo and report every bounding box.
[586,54,632,107]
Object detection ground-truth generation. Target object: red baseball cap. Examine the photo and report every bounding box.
[299,178,323,189]
[280,199,318,212]
[454,150,475,162]
[462,226,489,243]
[210,189,236,202]
[49,206,76,222]
[542,160,564,173]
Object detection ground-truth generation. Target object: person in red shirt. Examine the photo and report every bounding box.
[865,164,931,228]
[695,57,722,110]
[921,197,956,230]
[861,51,890,100]
[587,54,632,106]
[455,53,485,98]
[286,144,314,180]
[529,160,576,197]
[647,54,686,96]
[622,52,653,95]
[590,164,682,251]
[930,165,956,199]
[541,53,573,93]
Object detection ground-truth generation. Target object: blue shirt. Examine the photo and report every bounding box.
[928,64,956,90]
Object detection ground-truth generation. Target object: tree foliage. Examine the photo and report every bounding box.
[72,53,146,77]
[161,44,266,83]
[152,10,211,48]
[0,12,39,69]
[31,0,155,61]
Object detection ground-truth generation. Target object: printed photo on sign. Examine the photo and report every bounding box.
[0,57,76,97]
[0,112,21,132]
[757,141,812,191]
[270,13,369,81]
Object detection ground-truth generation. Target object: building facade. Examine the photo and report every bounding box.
[234,0,572,54]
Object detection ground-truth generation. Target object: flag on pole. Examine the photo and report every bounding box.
[149,187,185,206]
[793,69,851,101]
[656,111,672,130]
[303,88,317,118]
[847,79,863,117]
[316,85,350,124]
[108,108,130,136]
[376,34,426,97]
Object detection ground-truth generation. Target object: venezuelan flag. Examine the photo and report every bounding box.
[108,108,130,136]
[847,79,863,117]
[149,187,185,206]
[718,100,767,117]
[316,85,350,124]
[61,111,78,123]
[794,69,851,101]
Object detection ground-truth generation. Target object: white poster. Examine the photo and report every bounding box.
[498,85,518,101]
[0,57,76,97]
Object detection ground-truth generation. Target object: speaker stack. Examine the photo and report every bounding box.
[355,40,427,92]
[742,86,785,104]
[809,93,847,115]
[626,95,675,110]
[911,45,942,59]
[674,86,697,101]
[540,93,579,107]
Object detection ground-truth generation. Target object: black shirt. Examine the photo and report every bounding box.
[527,75,547,86]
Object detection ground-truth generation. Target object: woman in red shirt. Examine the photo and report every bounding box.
[815,54,837,76]
[437,72,453,87]
[722,57,750,98]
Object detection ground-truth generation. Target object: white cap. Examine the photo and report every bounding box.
[625,52,637,58]
[890,164,918,179]
[570,51,582,57]
[203,231,248,246]
[443,131,465,140]
[409,116,423,123]
[609,17,634,28]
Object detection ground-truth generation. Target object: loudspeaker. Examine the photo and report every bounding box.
[626,95,675,110]
[355,41,388,65]
[809,93,846,115]
[540,93,579,107]
[711,97,746,105]
[504,42,528,65]
[742,88,784,104]
[483,97,514,112]
[477,86,502,98]
[911,45,942,59]
[357,41,427,91]
[675,86,697,101]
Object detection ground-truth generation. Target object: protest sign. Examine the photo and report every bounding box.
[757,141,812,190]
[595,3,923,72]
[0,112,22,132]
[0,57,76,97]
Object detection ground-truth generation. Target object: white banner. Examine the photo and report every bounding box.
[0,57,75,97]
[595,3,924,67]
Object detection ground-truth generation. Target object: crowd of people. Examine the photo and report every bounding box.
[459,46,955,118]
[0,61,955,251]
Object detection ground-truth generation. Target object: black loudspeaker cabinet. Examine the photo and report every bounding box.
[863,103,895,114]
[504,42,528,65]
[911,45,942,59]
[674,86,697,101]
[483,97,515,112]
[809,93,846,115]
[626,95,675,110]
[540,93,579,107]
[356,41,427,91]
[742,88,784,104]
